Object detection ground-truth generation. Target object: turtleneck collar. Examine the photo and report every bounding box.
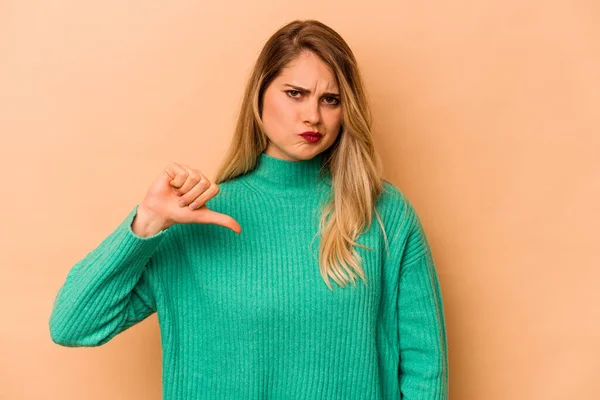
[243,151,331,195]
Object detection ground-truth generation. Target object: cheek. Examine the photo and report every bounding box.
[264,93,294,126]
[325,109,343,129]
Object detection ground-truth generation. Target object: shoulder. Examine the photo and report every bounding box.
[375,181,435,274]
[375,180,429,260]
[376,180,419,230]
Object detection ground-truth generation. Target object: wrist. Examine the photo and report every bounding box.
[131,204,170,237]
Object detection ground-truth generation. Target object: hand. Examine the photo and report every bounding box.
[138,162,242,234]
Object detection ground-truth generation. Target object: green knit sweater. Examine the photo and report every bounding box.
[49,151,449,399]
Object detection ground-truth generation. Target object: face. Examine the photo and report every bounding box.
[260,51,343,161]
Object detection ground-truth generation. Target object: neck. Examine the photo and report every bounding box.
[244,151,331,196]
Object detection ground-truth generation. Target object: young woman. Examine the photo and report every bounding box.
[50,19,449,399]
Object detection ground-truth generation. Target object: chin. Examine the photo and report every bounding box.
[295,146,324,158]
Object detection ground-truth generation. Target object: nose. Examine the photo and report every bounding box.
[301,98,321,127]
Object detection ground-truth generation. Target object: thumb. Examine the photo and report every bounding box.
[196,208,242,235]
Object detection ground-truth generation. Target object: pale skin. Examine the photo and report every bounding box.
[262,50,343,161]
[132,50,343,237]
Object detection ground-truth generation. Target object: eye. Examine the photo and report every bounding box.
[324,96,340,106]
[285,90,340,106]
[286,90,302,98]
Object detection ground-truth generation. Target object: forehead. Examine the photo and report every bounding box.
[275,52,338,90]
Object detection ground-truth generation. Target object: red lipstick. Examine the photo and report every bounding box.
[299,131,322,143]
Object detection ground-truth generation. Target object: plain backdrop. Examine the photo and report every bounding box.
[1,1,599,399]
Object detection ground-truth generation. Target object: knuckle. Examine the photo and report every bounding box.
[175,168,188,178]
[199,177,210,188]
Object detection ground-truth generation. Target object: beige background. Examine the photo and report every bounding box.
[1,1,599,399]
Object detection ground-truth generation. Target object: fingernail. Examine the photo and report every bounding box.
[179,200,186,207]
[189,202,198,210]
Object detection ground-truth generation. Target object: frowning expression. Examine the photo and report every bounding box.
[260,51,343,161]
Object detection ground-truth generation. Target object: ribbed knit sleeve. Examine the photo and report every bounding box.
[397,210,449,399]
[49,205,170,347]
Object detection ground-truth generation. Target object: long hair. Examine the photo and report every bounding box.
[213,19,389,290]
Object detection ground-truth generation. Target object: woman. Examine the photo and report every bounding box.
[50,19,449,399]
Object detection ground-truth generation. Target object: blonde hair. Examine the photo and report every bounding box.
[214,19,389,290]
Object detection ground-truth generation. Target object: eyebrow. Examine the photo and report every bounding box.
[283,83,340,97]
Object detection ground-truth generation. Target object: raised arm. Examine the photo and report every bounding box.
[49,161,241,347]
[49,205,172,347]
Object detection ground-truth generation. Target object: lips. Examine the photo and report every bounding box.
[300,131,322,137]
[299,131,322,143]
